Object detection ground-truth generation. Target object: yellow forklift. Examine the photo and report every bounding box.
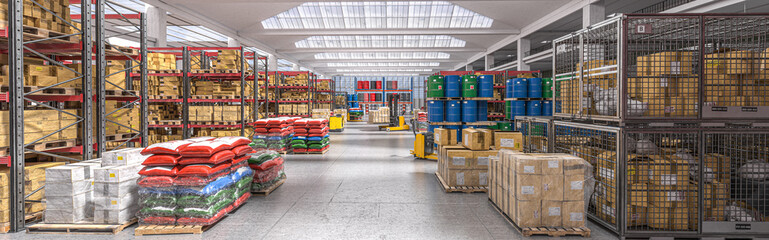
[409,118,437,160]
[378,93,409,132]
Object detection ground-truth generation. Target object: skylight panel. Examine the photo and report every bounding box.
[327,62,440,67]
[296,35,465,48]
[262,1,493,29]
[336,69,432,72]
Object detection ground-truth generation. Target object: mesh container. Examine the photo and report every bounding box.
[515,116,553,153]
[553,33,582,118]
[554,121,619,232]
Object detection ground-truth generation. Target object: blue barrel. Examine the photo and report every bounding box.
[445,125,461,142]
[528,78,542,98]
[428,125,441,133]
[478,75,494,98]
[505,79,513,98]
[477,101,488,121]
[352,94,357,101]
[527,100,542,116]
[428,100,444,122]
[512,78,528,98]
[511,101,526,118]
[446,100,462,122]
[445,75,461,98]
[542,100,553,116]
[353,102,359,108]
[462,100,477,123]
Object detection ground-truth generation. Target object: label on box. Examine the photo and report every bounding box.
[456,172,465,185]
[109,173,115,178]
[570,213,584,222]
[570,180,583,190]
[549,207,561,216]
[501,139,516,148]
[599,167,614,180]
[111,200,117,205]
[665,106,676,113]
[477,157,489,166]
[660,174,677,185]
[667,191,684,201]
[521,186,535,195]
[452,157,466,166]
[435,133,441,141]
[533,210,540,218]
[602,204,616,217]
[660,78,669,87]
[544,183,550,191]
[548,160,559,168]
[479,173,488,185]
[670,61,681,74]
[523,166,535,173]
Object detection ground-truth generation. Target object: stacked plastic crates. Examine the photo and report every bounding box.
[549,13,769,238]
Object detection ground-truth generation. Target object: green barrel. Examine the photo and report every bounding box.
[542,78,553,98]
[461,74,478,98]
[505,101,512,120]
[427,75,445,98]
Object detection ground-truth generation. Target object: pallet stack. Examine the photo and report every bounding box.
[0,162,65,230]
[147,53,177,70]
[211,50,241,70]
[290,118,330,154]
[0,109,77,147]
[367,107,389,124]
[148,77,181,96]
[247,151,285,194]
[252,117,299,153]
[0,0,75,35]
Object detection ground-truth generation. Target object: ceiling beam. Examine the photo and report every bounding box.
[247,28,520,36]
[662,0,745,13]
[278,48,485,53]
[300,59,463,64]
[451,0,598,70]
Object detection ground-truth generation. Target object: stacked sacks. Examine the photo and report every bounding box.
[289,119,309,152]
[248,150,285,191]
[306,119,330,153]
[136,136,254,226]
[251,117,299,152]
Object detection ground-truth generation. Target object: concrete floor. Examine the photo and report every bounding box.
[7,122,618,240]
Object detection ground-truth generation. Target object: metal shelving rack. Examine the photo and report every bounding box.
[254,56,268,121]
[314,79,334,109]
[4,0,149,232]
[268,71,314,118]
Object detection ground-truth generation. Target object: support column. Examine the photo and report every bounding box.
[465,64,473,71]
[292,63,300,71]
[517,38,530,71]
[583,0,605,28]
[484,54,495,71]
[227,37,241,47]
[268,54,278,72]
[145,4,167,47]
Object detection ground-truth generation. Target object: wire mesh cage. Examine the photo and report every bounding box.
[553,121,620,233]
[701,130,769,234]
[515,116,553,153]
[554,13,769,122]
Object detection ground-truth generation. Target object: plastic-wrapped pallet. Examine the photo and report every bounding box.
[248,150,285,191]
[92,149,142,224]
[44,165,91,223]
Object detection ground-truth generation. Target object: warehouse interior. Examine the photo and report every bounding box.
[3,0,769,239]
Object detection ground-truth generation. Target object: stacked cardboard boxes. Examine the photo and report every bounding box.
[189,106,214,122]
[0,109,77,147]
[86,101,140,137]
[631,52,698,117]
[212,105,241,122]
[311,109,331,120]
[278,104,308,116]
[211,50,241,70]
[147,53,177,70]
[435,128,524,188]
[44,163,95,223]
[704,50,768,107]
[367,107,390,124]
[489,150,591,228]
[0,162,65,224]
[148,104,180,122]
[147,76,181,96]
[0,0,74,35]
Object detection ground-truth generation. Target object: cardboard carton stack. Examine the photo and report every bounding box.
[0,162,65,224]
[44,160,101,223]
[147,76,181,96]
[489,150,592,228]
[87,101,140,137]
[278,104,308,116]
[284,74,308,86]
[703,49,768,107]
[0,0,74,35]
[149,104,181,122]
[147,53,177,70]
[311,109,331,120]
[367,107,390,124]
[630,52,697,117]
[0,109,78,147]
[435,128,524,188]
[212,50,241,70]
[212,105,241,122]
[92,148,144,224]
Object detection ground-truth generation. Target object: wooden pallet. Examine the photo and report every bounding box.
[106,133,137,142]
[26,218,137,235]
[0,212,45,233]
[148,95,181,100]
[149,120,182,125]
[1,85,78,96]
[0,21,80,44]
[292,148,329,155]
[488,199,591,238]
[434,172,487,193]
[30,139,76,152]
[189,121,241,126]
[150,70,182,74]
[104,89,138,97]
[251,176,286,196]
[133,201,247,236]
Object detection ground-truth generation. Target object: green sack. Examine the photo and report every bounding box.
[177,188,235,208]
[292,144,308,149]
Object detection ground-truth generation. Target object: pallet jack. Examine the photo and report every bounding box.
[378,94,410,132]
[409,118,437,160]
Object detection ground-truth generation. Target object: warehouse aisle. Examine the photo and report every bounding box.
[9,122,616,240]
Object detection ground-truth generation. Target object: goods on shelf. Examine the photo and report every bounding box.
[0,109,78,147]
[367,107,390,124]
[148,129,183,144]
[148,53,177,70]
[137,137,252,226]
[148,76,181,96]
[0,0,74,35]
[278,104,309,116]
[489,150,593,228]
[93,149,144,224]
[149,104,181,122]
[85,101,140,137]
[280,91,309,100]
[284,74,308,85]
[0,162,65,224]
[248,151,285,192]
[252,117,299,153]
[311,109,331,120]
[291,119,330,153]
[211,50,242,70]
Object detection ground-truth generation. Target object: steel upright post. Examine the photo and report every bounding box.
[140,13,149,147]
[8,0,25,232]
[95,0,106,156]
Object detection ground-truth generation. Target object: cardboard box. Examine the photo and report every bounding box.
[563,174,586,201]
[514,155,543,175]
[542,200,562,227]
[444,169,487,187]
[627,206,648,227]
[494,132,523,151]
[445,149,475,169]
[542,174,564,201]
[433,128,456,146]
[477,129,494,148]
[648,185,686,208]
[648,156,688,187]
[473,150,497,170]
[515,200,541,227]
[515,174,541,200]
[462,128,490,150]
[629,183,649,207]
[562,200,586,228]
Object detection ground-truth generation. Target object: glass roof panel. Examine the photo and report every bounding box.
[296,35,465,48]
[315,52,449,59]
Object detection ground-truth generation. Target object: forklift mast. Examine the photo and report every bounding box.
[388,93,400,127]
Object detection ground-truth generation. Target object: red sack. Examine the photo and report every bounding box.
[267,119,285,125]
[177,163,231,177]
[231,145,254,156]
[140,216,176,225]
[294,128,308,134]
[215,136,251,147]
[139,166,179,176]
[308,133,327,137]
[294,133,308,137]
[179,150,235,165]
[142,154,182,166]
[255,128,268,133]
[308,127,329,134]
[137,176,175,188]
[141,140,192,155]
[187,137,215,142]
[249,157,284,171]
[254,164,284,183]
[180,141,231,157]
[231,155,249,165]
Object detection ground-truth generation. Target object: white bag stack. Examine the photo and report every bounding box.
[44,165,90,223]
[68,160,102,219]
[92,148,143,224]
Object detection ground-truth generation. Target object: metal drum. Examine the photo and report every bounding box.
[527,78,542,98]
[512,78,528,98]
[478,75,494,98]
[428,100,444,122]
[446,100,462,122]
[461,75,478,98]
[427,75,445,98]
[477,101,488,121]
[462,100,477,123]
[527,100,542,116]
[445,75,461,98]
